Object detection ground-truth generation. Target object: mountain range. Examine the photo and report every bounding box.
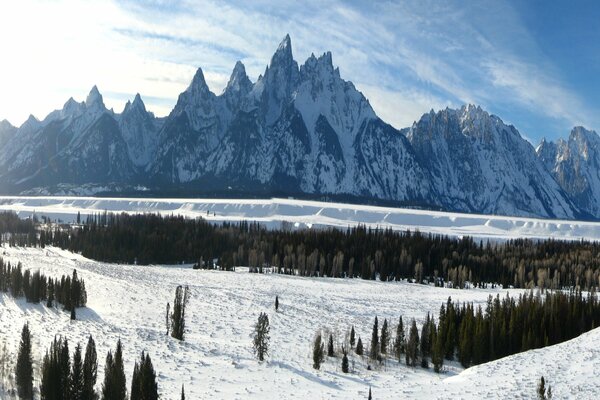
[0,35,598,220]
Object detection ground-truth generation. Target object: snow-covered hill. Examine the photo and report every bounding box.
[1,196,600,241]
[0,246,596,399]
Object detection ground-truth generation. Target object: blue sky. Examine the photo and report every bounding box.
[1,0,599,143]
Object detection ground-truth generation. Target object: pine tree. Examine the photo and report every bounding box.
[350,326,356,348]
[406,319,419,367]
[380,318,389,355]
[420,314,431,368]
[370,317,379,360]
[82,335,98,400]
[140,353,158,400]
[432,324,444,373]
[538,376,546,400]
[327,334,334,357]
[368,386,372,400]
[253,313,270,361]
[47,280,54,308]
[341,347,349,373]
[165,303,170,336]
[356,337,364,356]
[181,384,185,400]
[101,340,126,400]
[312,333,325,370]
[71,306,77,320]
[59,339,71,400]
[393,317,405,362]
[171,286,190,341]
[15,323,33,400]
[275,296,279,312]
[130,361,141,400]
[71,343,85,399]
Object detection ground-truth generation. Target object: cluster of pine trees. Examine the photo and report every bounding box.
[12,324,164,400]
[40,335,97,399]
[439,290,600,368]
[24,211,600,291]
[0,258,86,314]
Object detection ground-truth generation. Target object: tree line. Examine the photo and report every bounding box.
[0,257,87,317]
[24,211,600,291]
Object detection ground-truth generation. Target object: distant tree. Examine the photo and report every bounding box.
[101,339,126,400]
[368,386,372,400]
[181,384,185,400]
[420,314,431,368]
[71,344,85,399]
[47,280,54,308]
[253,313,270,361]
[350,326,356,348]
[356,337,364,356]
[327,334,334,357]
[71,306,77,320]
[275,296,279,312]
[432,325,444,373]
[393,317,405,362]
[82,336,98,400]
[15,323,33,400]
[370,317,379,360]
[406,319,419,367]
[165,303,170,336]
[538,376,546,400]
[312,333,325,370]
[171,286,190,341]
[341,346,349,373]
[380,319,389,355]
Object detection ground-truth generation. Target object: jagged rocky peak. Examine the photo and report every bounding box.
[124,93,148,114]
[225,61,252,95]
[85,85,105,108]
[0,119,15,131]
[186,68,211,94]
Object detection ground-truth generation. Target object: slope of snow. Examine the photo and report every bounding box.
[1,196,600,241]
[0,246,596,399]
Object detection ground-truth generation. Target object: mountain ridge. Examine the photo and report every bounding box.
[0,35,597,220]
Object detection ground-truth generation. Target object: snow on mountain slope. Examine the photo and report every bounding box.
[0,246,596,399]
[537,127,600,218]
[407,105,578,219]
[0,196,600,241]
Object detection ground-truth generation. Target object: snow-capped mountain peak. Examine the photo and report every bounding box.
[85,85,105,109]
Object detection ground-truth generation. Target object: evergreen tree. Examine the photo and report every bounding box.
[101,340,126,400]
[140,353,158,400]
[368,386,372,400]
[350,326,356,348]
[47,280,54,308]
[15,323,33,400]
[341,347,349,373]
[253,313,270,361]
[356,337,364,356]
[181,384,185,400]
[82,336,98,400]
[406,319,419,367]
[393,317,406,362]
[71,343,85,399]
[130,361,141,400]
[327,334,334,357]
[59,339,71,400]
[380,318,389,355]
[165,303,170,336]
[312,333,325,370]
[369,317,379,360]
[432,324,444,373]
[41,337,65,400]
[171,286,190,341]
[275,296,279,312]
[538,376,546,400]
[420,314,431,368]
[71,306,77,320]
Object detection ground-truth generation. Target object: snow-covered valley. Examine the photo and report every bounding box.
[1,196,600,241]
[0,246,598,399]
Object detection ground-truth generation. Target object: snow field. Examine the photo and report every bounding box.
[1,196,600,241]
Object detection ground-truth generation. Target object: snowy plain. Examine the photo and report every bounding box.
[0,246,597,399]
[1,196,600,241]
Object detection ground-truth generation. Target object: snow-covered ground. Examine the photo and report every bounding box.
[0,246,597,399]
[1,196,600,240]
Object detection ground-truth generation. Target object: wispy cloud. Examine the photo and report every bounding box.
[0,0,595,140]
